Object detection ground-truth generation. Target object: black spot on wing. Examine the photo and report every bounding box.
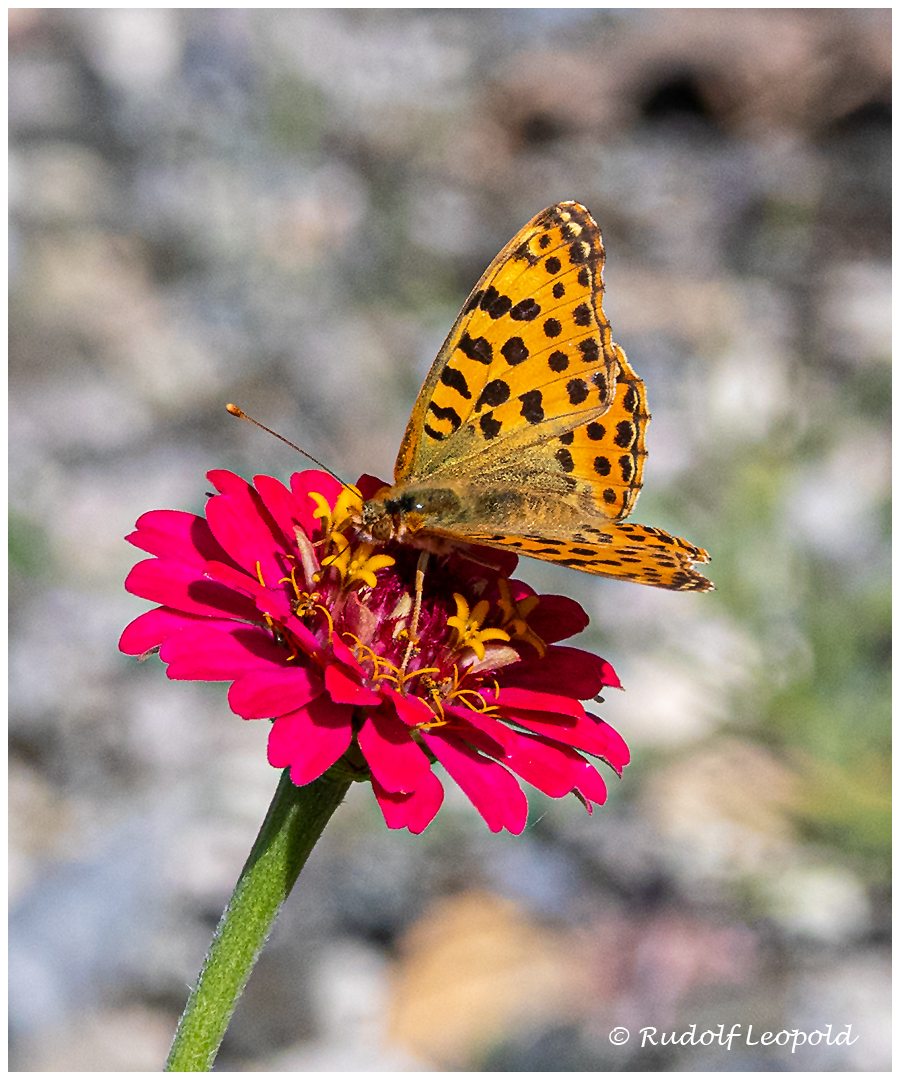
[479,412,502,439]
[427,401,462,432]
[510,298,541,321]
[572,303,592,327]
[615,420,635,448]
[501,337,529,366]
[475,379,510,411]
[482,286,512,319]
[555,447,575,472]
[519,389,544,424]
[579,338,600,364]
[566,379,588,405]
[439,365,471,399]
[458,331,492,365]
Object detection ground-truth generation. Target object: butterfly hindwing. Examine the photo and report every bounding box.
[454,521,712,592]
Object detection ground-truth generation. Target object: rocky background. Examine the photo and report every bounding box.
[9,9,890,1071]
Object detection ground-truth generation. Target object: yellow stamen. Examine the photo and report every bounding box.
[401,665,441,687]
[496,578,547,658]
[310,485,365,545]
[446,593,510,661]
[329,538,395,590]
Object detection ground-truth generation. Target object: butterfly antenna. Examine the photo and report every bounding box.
[226,403,347,487]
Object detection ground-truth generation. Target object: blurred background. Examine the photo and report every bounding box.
[8,8,890,1071]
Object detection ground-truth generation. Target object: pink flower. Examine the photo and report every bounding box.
[120,470,628,834]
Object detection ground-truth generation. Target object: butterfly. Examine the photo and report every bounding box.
[359,201,712,592]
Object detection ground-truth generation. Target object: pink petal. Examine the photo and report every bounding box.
[488,686,586,720]
[324,664,382,706]
[372,772,443,834]
[159,623,287,680]
[420,729,528,834]
[205,481,287,585]
[586,713,631,772]
[291,471,347,537]
[501,706,616,759]
[267,695,353,784]
[124,559,260,622]
[253,475,308,550]
[207,469,252,496]
[354,474,390,500]
[440,713,507,758]
[357,711,432,792]
[119,607,230,655]
[383,686,437,727]
[500,646,618,699]
[449,707,578,797]
[327,631,367,675]
[228,664,323,719]
[523,591,589,643]
[125,509,236,566]
[570,757,609,807]
[202,559,270,603]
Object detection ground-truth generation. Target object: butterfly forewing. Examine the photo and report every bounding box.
[395,203,620,482]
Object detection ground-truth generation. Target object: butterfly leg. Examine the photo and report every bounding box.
[400,550,429,677]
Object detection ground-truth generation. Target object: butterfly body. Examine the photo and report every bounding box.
[358,201,712,592]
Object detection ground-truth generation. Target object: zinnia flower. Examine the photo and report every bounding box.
[119,469,629,834]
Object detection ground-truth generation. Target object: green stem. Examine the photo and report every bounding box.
[165,768,351,1071]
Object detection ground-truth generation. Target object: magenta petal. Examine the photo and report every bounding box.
[420,729,528,834]
[500,646,618,699]
[440,712,507,758]
[205,499,283,588]
[324,664,382,706]
[372,772,443,834]
[570,757,609,806]
[586,713,631,772]
[124,558,261,622]
[358,712,432,792]
[290,471,346,537]
[520,591,589,643]
[119,607,231,655]
[267,695,353,784]
[383,686,436,727]
[253,474,307,551]
[206,469,252,497]
[125,509,237,567]
[489,687,586,720]
[328,632,367,674]
[201,559,269,602]
[595,658,622,690]
[228,664,323,719]
[159,624,288,680]
[353,474,390,501]
[504,706,617,758]
[451,708,577,797]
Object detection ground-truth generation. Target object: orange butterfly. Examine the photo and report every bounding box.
[359,202,712,592]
